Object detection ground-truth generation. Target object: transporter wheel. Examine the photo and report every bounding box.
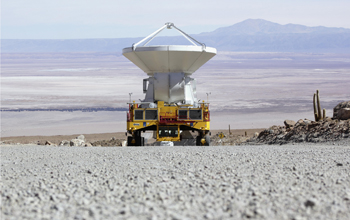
[127,136,134,146]
[135,136,142,146]
[196,136,201,146]
[141,137,145,146]
[204,135,210,146]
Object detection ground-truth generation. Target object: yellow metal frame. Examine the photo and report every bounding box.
[127,101,210,142]
[156,125,181,142]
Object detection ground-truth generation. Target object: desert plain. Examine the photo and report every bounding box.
[1,52,350,137]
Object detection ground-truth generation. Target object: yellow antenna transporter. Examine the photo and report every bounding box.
[122,23,217,146]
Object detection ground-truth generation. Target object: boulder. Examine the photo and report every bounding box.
[296,119,306,126]
[337,108,350,120]
[284,120,296,128]
[333,101,350,118]
[76,135,86,142]
[59,140,70,146]
[70,139,85,147]
[84,142,93,147]
[304,119,312,125]
[45,141,54,145]
[296,119,313,127]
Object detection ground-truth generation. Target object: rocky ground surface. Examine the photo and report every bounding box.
[1,144,350,220]
[246,100,350,146]
[247,118,350,145]
[0,129,264,147]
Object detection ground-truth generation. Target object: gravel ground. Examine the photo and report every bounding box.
[1,144,350,220]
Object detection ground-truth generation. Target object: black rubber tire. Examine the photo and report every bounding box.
[127,136,134,146]
[204,135,210,146]
[196,136,201,146]
[141,137,145,146]
[135,136,142,146]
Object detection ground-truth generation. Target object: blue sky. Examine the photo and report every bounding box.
[2,0,350,39]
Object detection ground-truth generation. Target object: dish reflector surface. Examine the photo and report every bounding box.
[122,45,216,75]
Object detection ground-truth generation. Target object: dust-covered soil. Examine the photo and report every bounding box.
[1,144,350,220]
[0,129,264,146]
[0,132,127,146]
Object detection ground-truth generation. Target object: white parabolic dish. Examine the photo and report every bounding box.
[122,45,217,75]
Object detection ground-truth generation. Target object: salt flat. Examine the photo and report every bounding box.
[1,144,349,219]
[1,52,350,136]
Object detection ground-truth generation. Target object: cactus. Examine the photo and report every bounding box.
[313,90,326,121]
[316,90,322,121]
[313,93,318,121]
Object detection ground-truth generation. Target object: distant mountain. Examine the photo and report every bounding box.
[2,19,350,53]
[199,19,350,35]
[193,19,350,52]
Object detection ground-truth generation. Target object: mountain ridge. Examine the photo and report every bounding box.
[198,19,350,36]
[2,19,350,53]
